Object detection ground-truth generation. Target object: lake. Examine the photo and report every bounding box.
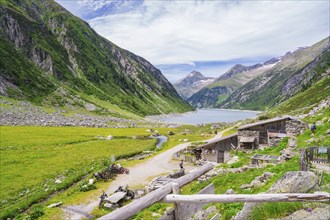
[148,109,260,125]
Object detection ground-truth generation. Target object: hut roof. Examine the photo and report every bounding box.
[200,133,238,149]
[238,116,294,130]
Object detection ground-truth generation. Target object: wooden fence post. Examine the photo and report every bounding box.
[172,183,182,220]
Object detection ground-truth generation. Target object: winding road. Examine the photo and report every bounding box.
[63,129,228,219]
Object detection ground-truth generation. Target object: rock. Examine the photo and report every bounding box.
[316,120,323,126]
[262,172,274,180]
[55,179,62,184]
[104,203,119,209]
[225,189,235,194]
[152,212,161,217]
[88,179,94,185]
[255,175,265,182]
[105,135,113,140]
[239,184,252,189]
[274,205,330,220]
[233,171,319,220]
[241,165,249,171]
[326,129,330,135]
[251,180,262,188]
[183,139,189,142]
[84,103,97,111]
[268,171,319,193]
[193,206,217,220]
[166,207,172,212]
[47,202,62,208]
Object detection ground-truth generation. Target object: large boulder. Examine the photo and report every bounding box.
[267,171,318,193]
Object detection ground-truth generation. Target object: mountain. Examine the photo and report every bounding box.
[188,62,274,108]
[0,0,193,117]
[219,37,330,110]
[173,70,214,99]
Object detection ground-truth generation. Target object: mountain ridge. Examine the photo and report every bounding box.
[188,62,274,108]
[0,0,193,117]
[173,70,215,99]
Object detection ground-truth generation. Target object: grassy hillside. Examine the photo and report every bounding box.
[188,64,272,108]
[220,37,329,110]
[269,75,330,116]
[0,0,193,117]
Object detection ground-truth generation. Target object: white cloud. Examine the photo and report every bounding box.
[87,0,329,66]
[78,0,114,11]
[56,0,329,80]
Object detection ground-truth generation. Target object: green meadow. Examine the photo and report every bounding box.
[0,125,214,219]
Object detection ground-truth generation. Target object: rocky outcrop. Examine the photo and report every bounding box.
[267,171,319,193]
[234,171,320,220]
[272,205,330,220]
[31,47,54,73]
[0,8,28,48]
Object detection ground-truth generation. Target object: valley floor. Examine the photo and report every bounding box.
[63,130,227,219]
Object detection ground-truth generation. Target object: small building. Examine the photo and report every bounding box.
[238,116,307,149]
[200,134,238,163]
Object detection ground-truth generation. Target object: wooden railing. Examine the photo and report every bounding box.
[98,162,330,220]
[300,147,330,171]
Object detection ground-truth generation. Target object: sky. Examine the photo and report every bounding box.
[55,0,330,82]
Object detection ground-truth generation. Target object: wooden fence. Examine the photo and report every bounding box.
[300,147,330,171]
[98,162,330,220]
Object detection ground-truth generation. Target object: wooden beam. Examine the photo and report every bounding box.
[162,192,330,203]
[98,163,214,220]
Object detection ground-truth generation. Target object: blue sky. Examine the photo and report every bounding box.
[55,0,329,82]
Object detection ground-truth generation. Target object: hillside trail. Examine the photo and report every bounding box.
[63,127,232,219]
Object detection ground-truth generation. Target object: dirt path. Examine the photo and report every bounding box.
[63,129,230,219]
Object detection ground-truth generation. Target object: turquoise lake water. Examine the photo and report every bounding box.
[151,109,260,125]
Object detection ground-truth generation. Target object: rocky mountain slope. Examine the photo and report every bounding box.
[173,70,214,99]
[0,0,193,117]
[188,63,274,108]
[220,37,330,110]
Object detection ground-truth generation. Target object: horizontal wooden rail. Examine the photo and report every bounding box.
[98,163,214,220]
[162,192,330,203]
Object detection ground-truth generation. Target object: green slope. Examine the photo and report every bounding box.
[220,37,330,110]
[269,75,330,116]
[0,0,193,117]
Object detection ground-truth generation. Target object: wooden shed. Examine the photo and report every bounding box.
[200,134,238,163]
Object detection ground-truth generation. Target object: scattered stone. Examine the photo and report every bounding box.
[47,202,62,208]
[166,207,172,212]
[105,135,113,140]
[326,129,330,135]
[183,139,189,142]
[55,179,62,184]
[239,184,252,189]
[225,189,235,194]
[88,179,94,185]
[251,180,262,188]
[192,206,218,220]
[152,212,161,217]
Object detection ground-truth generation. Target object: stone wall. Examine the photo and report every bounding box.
[268,136,283,147]
[286,119,308,136]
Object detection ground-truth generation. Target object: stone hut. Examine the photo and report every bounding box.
[238,116,307,149]
[200,134,238,163]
